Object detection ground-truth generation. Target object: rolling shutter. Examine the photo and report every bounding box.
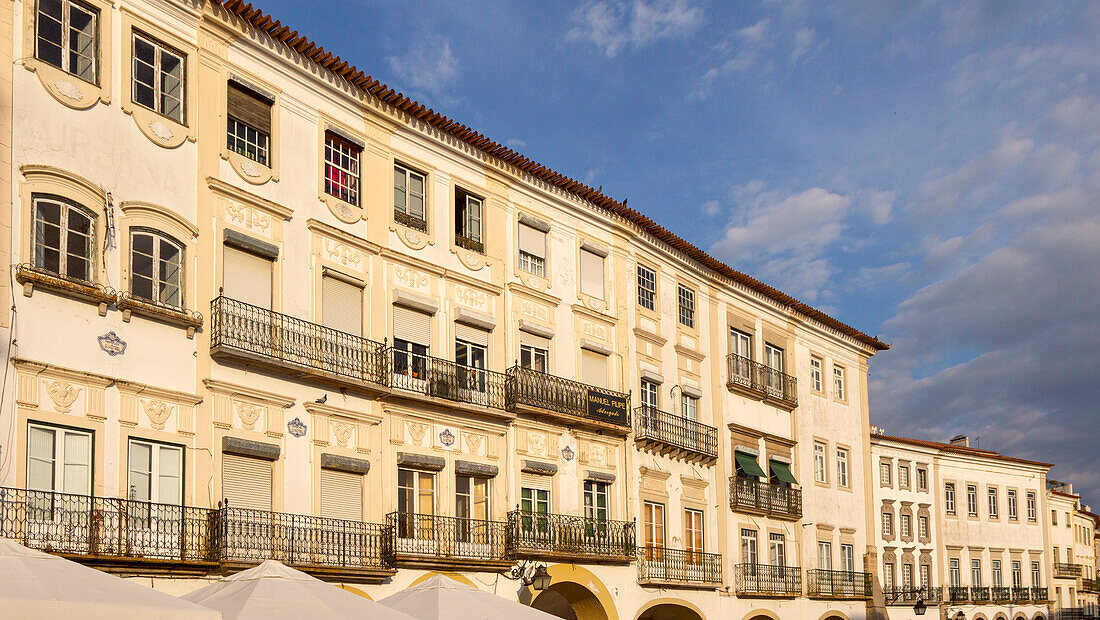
[222,454,273,512]
[581,349,608,388]
[519,330,550,350]
[455,322,489,347]
[320,468,363,521]
[223,246,272,309]
[579,248,604,298]
[322,275,363,337]
[227,81,272,135]
[393,306,431,346]
[518,223,546,259]
[521,472,552,492]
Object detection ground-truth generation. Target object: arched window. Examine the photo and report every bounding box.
[129,229,183,308]
[32,195,95,282]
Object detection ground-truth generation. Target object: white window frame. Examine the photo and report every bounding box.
[945,482,956,515]
[640,379,659,409]
[900,513,911,537]
[36,0,98,83]
[741,528,758,565]
[988,487,999,518]
[33,196,95,282]
[810,356,823,392]
[636,264,656,310]
[520,343,548,373]
[676,284,695,328]
[882,511,893,537]
[680,394,698,421]
[126,438,183,505]
[393,163,426,221]
[324,132,360,206]
[814,441,827,484]
[1008,489,1018,520]
[880,461,892,486]
[27,423,92,497]
[455,190,483,245]
[833,364,846,400]
[967,485,978,516]
[836,447,849,488]
[918,515,929,539]
[130,229,183,308]
[841,544,855,572]
[227,117,269,166]
[131,32,185,123]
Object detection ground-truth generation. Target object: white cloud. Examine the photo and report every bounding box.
[386,38,459,101]
[506,138,527,148]
[713,187,850,261]
[566,0,704,57]
[789,27,815,64]
[701,200,720,217]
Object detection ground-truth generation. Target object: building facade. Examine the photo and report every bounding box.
[1047,484,1100,618]
[0,1,893,620]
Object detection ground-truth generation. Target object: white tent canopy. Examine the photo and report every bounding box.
[378,574,561,620]
[182,559,417,620]
[0,538,222,620]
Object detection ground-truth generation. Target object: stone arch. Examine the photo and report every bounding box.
[993,613,1009,620]
[634,598,706,620]
[408,571,477,587]
[740,611,781,620]
[1013,614,1028,620]
[817,613,849,620]
[971,614,990,620]
[521,564,617,620]
[1031,614,1046,620]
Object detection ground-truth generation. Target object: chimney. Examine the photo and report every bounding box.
[949,434,969,447]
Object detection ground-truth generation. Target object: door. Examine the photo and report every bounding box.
[319,468,366,565]
[221,246,274,351]
[392,306,431,392]
[126,440,183,558]
[455,475,490,555]
[520,485,550,545]
[643,501,665,569]
[24,425,92,553]
[396,469,436,554]
[765,344,785,396]
[729,329,753,385]
[454,323,489,404]
[320,275,363,377]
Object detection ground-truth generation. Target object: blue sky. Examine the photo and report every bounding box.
[256,0,1100,499]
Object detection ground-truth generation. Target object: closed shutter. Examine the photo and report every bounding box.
[521,472,552,492]
[227,81,272,135]
[579,249,604,298]
[322,275,363,337]
[393,306,431,346]
[222,454,272,512]
[581,349,608,388]
[320,468,363,521]
[519,330,550,350]
[223,246,272,309]
[454,322,489,347]
[518,223,546,259]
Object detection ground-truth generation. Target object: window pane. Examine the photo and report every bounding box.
[28,427,56,492]
[36,0,64,68]
[129,441,152,501]
[63,431,91,495]
[68,4,97,82]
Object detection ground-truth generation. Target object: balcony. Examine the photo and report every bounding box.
[1083,578,1099,594]
[733,564,802,597]
[992,586,1011,602]
[970,586,990,601]
[507,510,635,564]
[637,547,722,588]
[1061,609,1088,620]
[883,586,942,605]
[1055,562,1084,578]
[388,349,509,412]
[725,353,798,410]
[384,512,510,570]
[729,476,802,520]
[505,365,631,432]
[210,296,387,391]
[1013,586,1031,602]
[806,569,872,599]
[1032,586,1049,601]
[633,405,718,461]
[947,586,970,602]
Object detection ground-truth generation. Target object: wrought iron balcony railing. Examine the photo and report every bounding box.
[729,476,802,520]
[1082,577,1099,594]
[637,546,722,586]
[1013,586,1031,601]
[806,569,872,599]
[507,510,635,563]
[633,405,718,459]
[384,512,509,565]
[733,563,802,596]
[211,296,387,387]
[388,349,508,410]
[1055,563,1084,578]
[394,210,427,232]
[1032,586,1048,601]
[0,487,214,563]
[1060,608,1088,620]
[454,234,484,254]
[992,585,1011,602]
[883,586,942,604]
[505,365,631,429]
[970,586,990,601]
[947,586,969,602]
[216,504,388,571]
[725,353,798,408]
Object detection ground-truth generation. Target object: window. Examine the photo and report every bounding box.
[640,379,658,409]
[1008,489,1018,520]
[684,509,704,556]
[1052,509,1058,525]
[1032,561,1041,586]
[583,480,609,522]
[765,344,785,373]
[226,81,272,166]
[580,349,608,389]
[396,468,435,539]
[393,164,426,227]
[324,132,360,206]
[392,307,431,382]
[132,33,184,123]
[520,343,548,373]
[833,364,846,400]
[972,559,982,586]
[841,544,855,572]
[880,461,892,486]
[518,222,547,277]
[916,468,928,492]
[322,275,363,337]
[320,468,363,521]
[918,515,929,539]
[455,337,486,374]
[967,485,978,516]
[130,230,182,308]
[988,487,998,518]
[814,441,827,484]
[883,562,895,590]
[127,439,182,505]
[768,533,785,566]
[836,448,849,488]
[818,541,832,569]
[729,329,753,383]
[455,188,483,251]
[810,356,823,392]
[636,264,656,310]
[222,245,272,309]
[1013,561,1022,588]
[520,487,549,517]
[677,285,695,328]
[455,475,489,542]
[222,453,272,511]
[900,513,911,537]
[950,558,960,587]
[741,529,758,564]
[902,563,913,588]
[921,564,931,588]
[992,560,1002,587]
[36,0,98,83]
[899,464,910,488]
[643,501,665,550]
[882,511,893,537]
[680,394,698,421]
[27,424,92,497]
[33,196,94,282]
[579,247,605,299]
[945,483,956,514]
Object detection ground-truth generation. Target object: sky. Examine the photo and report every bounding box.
[254,0,1100,500]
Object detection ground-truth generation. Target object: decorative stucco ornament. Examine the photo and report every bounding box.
[98,331,127,356]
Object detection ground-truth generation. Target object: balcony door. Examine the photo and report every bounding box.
[765,343,784,395]
[455,323,489,404]
[319,468,366,564]
[223,246,272,310]
[222,246,274,351]
[321,274,363,377]
[392,306,430,392]
[25,424,92,551]
[455,475,490,552]
[126,439,183,558]
[520,485,550,544]
[729,328,753,385]
[643,501,665,565]
[685,509,704,563]
[583,480,609,543]
[397,468,436,552]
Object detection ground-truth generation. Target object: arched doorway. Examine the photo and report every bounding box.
[635,599,705,620]
[531,581,609,620]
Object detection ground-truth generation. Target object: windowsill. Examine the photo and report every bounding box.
[16,264,115,315]
[123,98,192,148]
[454,234,484,254]
[116,292,203,338]
[224,149,275,185]
[24,56,109,110]
[394,212,428,233]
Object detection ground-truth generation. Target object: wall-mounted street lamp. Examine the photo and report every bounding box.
[505,560,551,591]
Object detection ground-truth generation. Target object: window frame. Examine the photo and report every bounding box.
[126,436,183,505]
[324,131,361,208]
[583,479,610,522]
[810,355,823,393]
[519,343,548,374]
[833,364,846,400]
[32,195,96,283]
[988,486,999,518]
[813,441,827,484]
[454,187,484,251]
[836,447,849,488]
[882,511,893,537]
[945,482,956,515]
[1008,489,1018,521]
[880,461,892,487]
[918,515,929,539]
[1027,491,1037,521]
[684,508,704,555]
[128,228,184,309]
[131,30,185,124]
[36,0,99,84]
[636,264,656,311]
[741,528,758,565]
[967,484,978,517]
[676,284,696,328]
[640,379,659,409]
[26,422,93,496]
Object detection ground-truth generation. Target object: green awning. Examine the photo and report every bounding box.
[735,452,766,478]
[770,460,798,485]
